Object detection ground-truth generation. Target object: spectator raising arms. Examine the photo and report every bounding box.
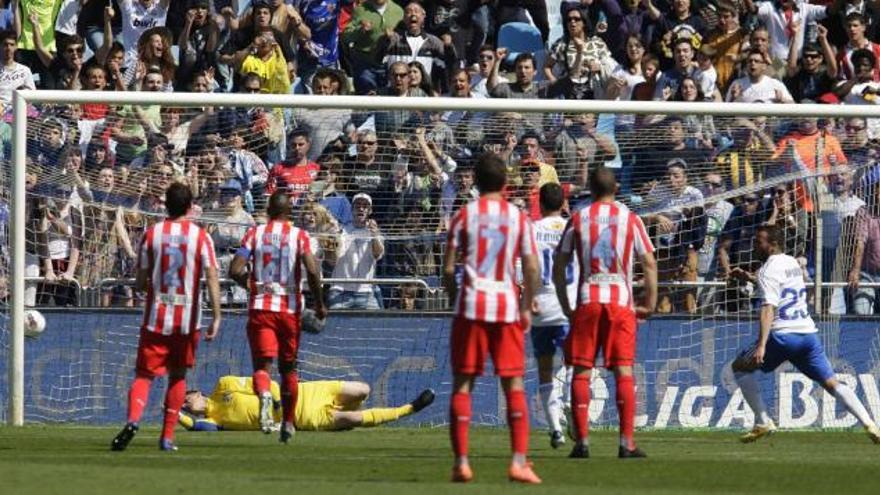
[342,0,404,94]
[327,193,384,310]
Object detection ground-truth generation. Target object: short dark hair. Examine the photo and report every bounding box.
[252,0,272,12]
[673,37,694,50]
[852,48,877,69]
[802,42,822,55]
[165,182,193,218]
[519,131,542,145]
[474,153,507,193]
[756,224,786,248]
[61,34,85,50]
[514,52,535,68]
[846,12,867,26]
[589,166,618,198]
[266,190,291,219]
[539,183,564,212]
[0,30,16,44]
[663,115,685,126]
[313,67,345,94]
[289,128,311,142]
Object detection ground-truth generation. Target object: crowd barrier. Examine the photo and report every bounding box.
[4,311,880,429]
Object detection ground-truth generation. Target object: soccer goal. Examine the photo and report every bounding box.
[2,90,879,430]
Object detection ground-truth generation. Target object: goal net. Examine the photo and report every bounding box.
[1,91,878,430]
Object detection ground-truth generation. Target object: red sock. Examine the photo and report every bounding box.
[161,375,186,442]
[127,375,152,424]
[571,374,591,442]
[281,371,299,425]
[616,375,636,449]
[253,369,271,396]
[505,389,529,456]
[449,392,471,458]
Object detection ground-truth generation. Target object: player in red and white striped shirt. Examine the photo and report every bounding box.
[554,167,657,459]
[442,153,541,484]
[111,182,223,452]
[229,191,327,444]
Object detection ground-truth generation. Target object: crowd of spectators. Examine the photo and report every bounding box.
[3,0,880,315]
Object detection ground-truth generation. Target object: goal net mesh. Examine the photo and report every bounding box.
[0,96,877,429]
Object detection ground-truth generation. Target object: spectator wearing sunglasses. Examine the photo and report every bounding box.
[29,29,87,90]
[784,40,837,103]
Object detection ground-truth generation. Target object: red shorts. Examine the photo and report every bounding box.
[451,318,525,377]
[565,303,636,369]
[135,328,199,377]
[247,310,301,363]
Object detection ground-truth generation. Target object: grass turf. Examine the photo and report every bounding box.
[0,426,877,494]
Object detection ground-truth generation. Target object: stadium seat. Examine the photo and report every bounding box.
[497,22,546,77]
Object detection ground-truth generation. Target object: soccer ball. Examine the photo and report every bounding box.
[25,310,46,338]
[301,308,326,334]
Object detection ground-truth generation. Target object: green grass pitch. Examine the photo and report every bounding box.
[0,426,876,494]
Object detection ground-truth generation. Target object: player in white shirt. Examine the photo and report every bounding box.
[732,224,880,443]
[532,183,577,449]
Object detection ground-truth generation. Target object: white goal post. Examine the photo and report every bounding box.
[9,90,880,426]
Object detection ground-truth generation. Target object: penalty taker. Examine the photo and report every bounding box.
[732,225,880,444]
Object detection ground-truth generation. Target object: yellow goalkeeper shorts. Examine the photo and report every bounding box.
[297,380,344,431]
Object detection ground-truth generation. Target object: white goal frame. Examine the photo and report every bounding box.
[9,89,880,425]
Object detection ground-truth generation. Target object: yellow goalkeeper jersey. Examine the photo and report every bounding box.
[191,376,346,431]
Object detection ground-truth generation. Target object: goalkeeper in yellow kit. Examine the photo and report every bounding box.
[178,376,435,432]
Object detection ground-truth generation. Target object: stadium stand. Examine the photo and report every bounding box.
[1,0,880,317]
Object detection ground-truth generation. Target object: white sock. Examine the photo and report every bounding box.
[832,383,876,427]
[735,372,772,426]
[538,382,562,432]
[512,453,527,466]
[455,455,469,467]
[560,366,573,404]
[549,375,567,431]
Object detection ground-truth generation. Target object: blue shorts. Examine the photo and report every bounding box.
[739,332,835,382]
[530,325,569,358]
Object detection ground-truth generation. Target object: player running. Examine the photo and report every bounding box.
[179,376,435,432]
[229,191,328,444]
[532,183,577,449]
[732,224,880,443]
[443,153,542,484]
[554,167,658,459]
[111,182,223,452]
